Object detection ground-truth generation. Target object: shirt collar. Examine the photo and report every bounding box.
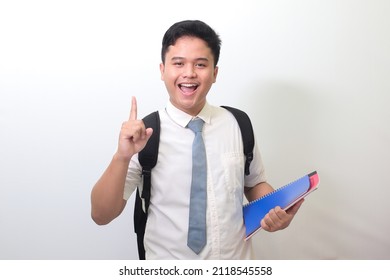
[165,101,212,128]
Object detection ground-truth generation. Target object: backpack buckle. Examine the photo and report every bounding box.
[245,152,253,176]
[142,167,152,177]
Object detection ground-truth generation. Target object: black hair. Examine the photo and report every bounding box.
[161,20,221,67]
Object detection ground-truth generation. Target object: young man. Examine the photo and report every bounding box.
[91,20,303,259]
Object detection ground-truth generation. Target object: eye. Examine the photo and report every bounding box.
[195,63,206,68]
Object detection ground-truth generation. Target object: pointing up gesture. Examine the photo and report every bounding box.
[116,96,153,161]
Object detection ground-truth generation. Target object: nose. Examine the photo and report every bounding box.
[182,65,197,78]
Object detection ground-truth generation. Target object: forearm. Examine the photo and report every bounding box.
[91,97,153,225]
[244,181,274,202]
[91,153,130,225]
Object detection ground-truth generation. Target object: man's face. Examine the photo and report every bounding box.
[160,36,219,116]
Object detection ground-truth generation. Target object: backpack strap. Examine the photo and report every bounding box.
[221,106,255,175]
[133,111,160,260]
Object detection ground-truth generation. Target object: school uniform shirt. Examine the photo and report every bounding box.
[123,101,267,259]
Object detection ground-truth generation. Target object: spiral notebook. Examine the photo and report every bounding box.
[243,171,319,240]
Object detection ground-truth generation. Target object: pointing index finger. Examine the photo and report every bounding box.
[129,96,137,120]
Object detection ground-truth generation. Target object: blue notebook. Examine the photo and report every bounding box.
[243,171,319,240]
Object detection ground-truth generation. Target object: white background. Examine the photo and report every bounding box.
[1,0,389,260]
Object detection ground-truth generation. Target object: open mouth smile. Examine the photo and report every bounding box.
[178,83,199,95]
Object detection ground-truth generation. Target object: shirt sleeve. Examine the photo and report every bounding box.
[123,153,142,200]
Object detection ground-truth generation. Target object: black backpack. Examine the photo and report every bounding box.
[133,106,255,260]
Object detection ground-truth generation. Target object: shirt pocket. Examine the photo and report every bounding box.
[221,152,245,202]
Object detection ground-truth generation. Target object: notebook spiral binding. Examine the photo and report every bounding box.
[243,174,309,207]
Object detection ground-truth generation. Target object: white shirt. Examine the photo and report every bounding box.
[124,101,267,259]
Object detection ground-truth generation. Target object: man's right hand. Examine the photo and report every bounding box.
[116,96,153,161]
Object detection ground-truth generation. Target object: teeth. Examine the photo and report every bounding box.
[180,83,197,87]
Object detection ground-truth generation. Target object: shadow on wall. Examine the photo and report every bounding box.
[246,80,321,174]
[243,80,390,259]
[244,81,335,259]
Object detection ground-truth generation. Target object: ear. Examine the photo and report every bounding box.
[213,66,219,83]
[159,63,165,81]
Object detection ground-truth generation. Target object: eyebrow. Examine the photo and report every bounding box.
[171,57,210,62]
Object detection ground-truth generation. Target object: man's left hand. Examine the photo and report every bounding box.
[261,199,305,232]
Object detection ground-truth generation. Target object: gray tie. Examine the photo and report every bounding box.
[187,118,207,254]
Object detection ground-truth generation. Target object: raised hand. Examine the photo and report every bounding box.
[116,96,153,161]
